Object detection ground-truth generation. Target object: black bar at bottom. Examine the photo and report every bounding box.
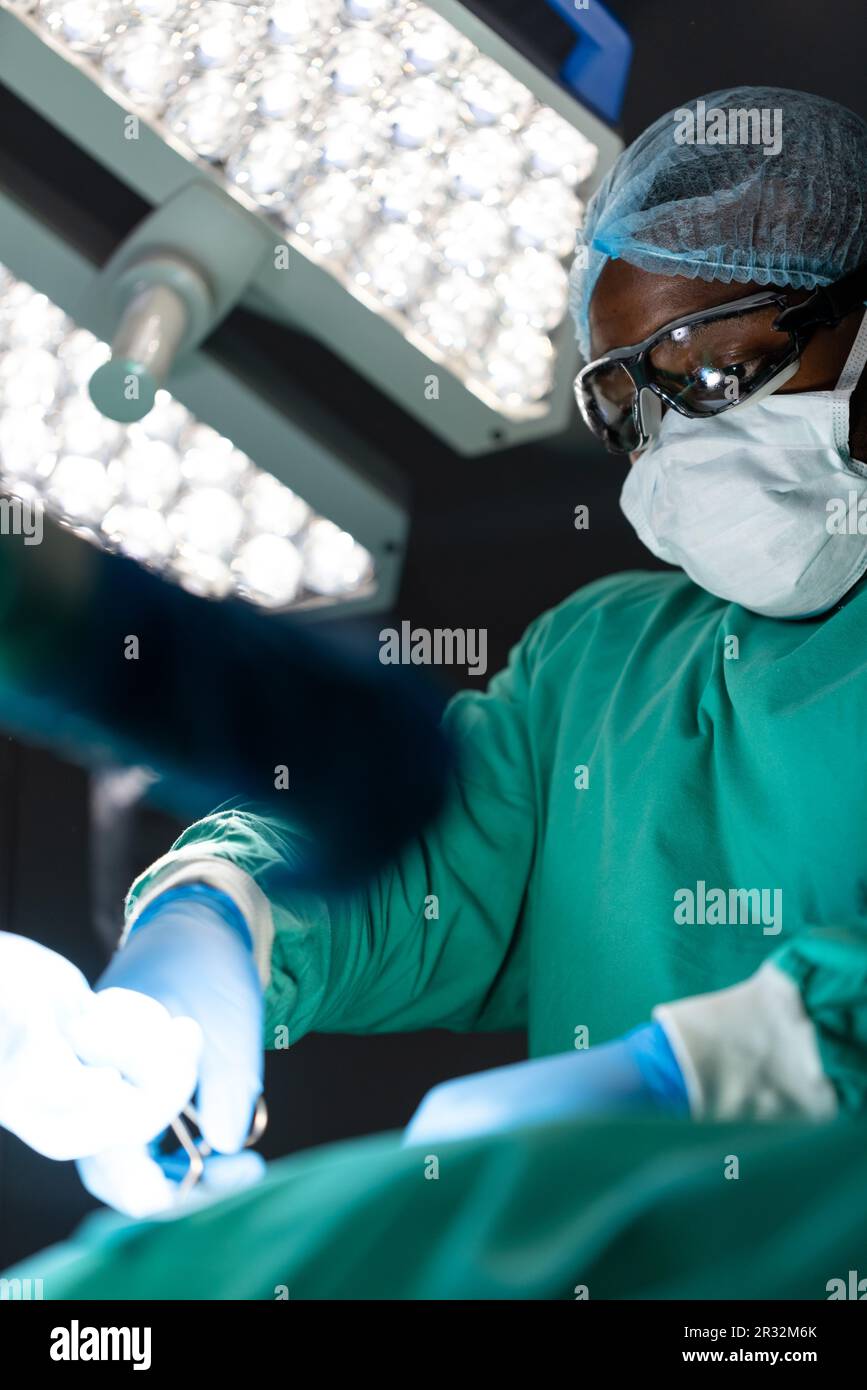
[0,1297,862,1373]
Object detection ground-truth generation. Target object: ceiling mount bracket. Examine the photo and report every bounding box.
[84,179,271,422]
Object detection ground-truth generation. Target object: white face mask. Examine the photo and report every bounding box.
[620,308,867,618]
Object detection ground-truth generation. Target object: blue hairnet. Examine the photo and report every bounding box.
[569,86,867,359]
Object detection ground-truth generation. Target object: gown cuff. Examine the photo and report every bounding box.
[122,847,274,988]
[653,962,838,1121]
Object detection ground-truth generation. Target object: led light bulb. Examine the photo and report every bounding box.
[102,503,174,561]
[57,331,111,390]
[266,0,341,51]
[313,96,387,171]
[165,77,245,162]
[225,126,309,207]
[456,56,534,129]
[47,454,116,524]
[122,0,182,19]
[245,472,311,536]
[302,518,372,595]
[247,52,323,123]
[371,150,446,224]
[0,409,56,480]
[382,77,459,151]
[171,546,233,598]
[135,389,187,445]
[522,108,598,185]
[38,0,121,54]
[396,10,470,75]
[446,128,524,202]
[496,250,569,331]
[102,23,185,112]
[180,2,264,73]
[109,437,182,507]
[290,168,370,259]
[55,396,123,459]
[3,288,68,349]
[233,532,304,607]
[508,178,583,257]
[413,271,496,357]
[481,327,555,406]
[340,0,405,26]
[0,347,62,408]
[168,486,245,555]
[436,202,510,276]
[182,432,250,492]
[325,28,403,97]
[354,224,430,309]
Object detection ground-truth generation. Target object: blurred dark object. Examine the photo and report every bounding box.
[0,525,448,890]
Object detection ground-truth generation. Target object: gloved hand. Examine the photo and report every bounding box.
[0,931,201,1160]
[77,1147,267,1218]
[77,883,265,1216]
[402,1021,689,1146]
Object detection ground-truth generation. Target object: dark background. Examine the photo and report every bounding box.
[1,0,866,1267]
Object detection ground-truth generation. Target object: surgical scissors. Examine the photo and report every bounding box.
[168,1096,268,1198]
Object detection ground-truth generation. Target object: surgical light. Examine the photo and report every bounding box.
[0,0,623,453]
[0,260,375,610]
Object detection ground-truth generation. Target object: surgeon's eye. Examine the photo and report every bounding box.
[689,355,768,393]
[651,353,776,414]
[657,349,783,406]
[712,356,767,388]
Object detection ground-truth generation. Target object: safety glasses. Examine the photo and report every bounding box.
[574,265,867,454]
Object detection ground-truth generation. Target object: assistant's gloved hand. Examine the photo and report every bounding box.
[0,931,201,1160]
[403,1022,689,1146]
[77,1146,267,1218]
[77,883,265,1216]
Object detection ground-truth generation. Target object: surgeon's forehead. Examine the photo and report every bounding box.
[587,259,774,357]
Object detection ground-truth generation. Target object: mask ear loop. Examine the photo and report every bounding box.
[832,305,867,470]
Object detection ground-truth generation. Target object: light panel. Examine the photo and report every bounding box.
[0,260,375,609]
[4,0,602,421]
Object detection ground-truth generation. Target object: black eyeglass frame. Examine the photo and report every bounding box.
[574,263,867,455]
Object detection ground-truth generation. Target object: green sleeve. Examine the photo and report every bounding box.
[772,922,867,1113]
[127,614,552,1042]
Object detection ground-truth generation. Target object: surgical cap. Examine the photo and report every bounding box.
[569,86,867,359]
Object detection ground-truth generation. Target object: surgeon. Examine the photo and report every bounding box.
[60,86,867,1216]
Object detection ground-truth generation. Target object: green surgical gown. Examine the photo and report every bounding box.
[10,568,867,1297]
[130,568,867,1103]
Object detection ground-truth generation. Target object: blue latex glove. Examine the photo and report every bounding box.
[402,1022,689,1147]
[77,884,264,1216]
